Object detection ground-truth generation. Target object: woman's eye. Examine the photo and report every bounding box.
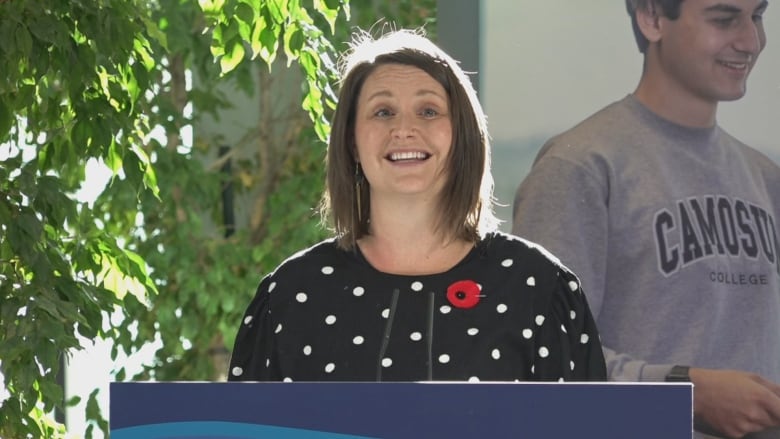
[420,108,438,118]
[374,108,393,118]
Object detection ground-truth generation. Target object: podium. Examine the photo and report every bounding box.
[110,381,692,438]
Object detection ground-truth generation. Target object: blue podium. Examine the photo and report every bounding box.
[110,381,692,438]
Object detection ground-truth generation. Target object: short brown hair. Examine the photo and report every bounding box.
[626,0,683,53]
[321,29,498,250]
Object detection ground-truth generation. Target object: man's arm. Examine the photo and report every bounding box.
[689,369,780,438]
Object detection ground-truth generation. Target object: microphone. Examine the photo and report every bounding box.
[375,288,400,381]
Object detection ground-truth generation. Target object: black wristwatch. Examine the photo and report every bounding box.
[665,365,691,382]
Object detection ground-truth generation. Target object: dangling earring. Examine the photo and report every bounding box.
[355,163,364,223]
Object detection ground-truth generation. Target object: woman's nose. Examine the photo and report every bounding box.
[391,113,418,139]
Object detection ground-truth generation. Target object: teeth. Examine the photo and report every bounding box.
[721,61,748,69]
[389,151,428,161]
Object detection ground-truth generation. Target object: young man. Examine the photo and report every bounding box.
[512,1,780,437]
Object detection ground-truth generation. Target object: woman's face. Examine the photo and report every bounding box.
[353,63,453,206]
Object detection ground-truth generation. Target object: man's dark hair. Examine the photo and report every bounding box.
[626,0,684,53]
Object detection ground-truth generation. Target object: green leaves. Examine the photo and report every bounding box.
[1,0,435,437]
[133,37,157,72]
[197,0,344,137]
[27,10,70,48]
[199,0,227,15]
[251,14,279,65]
[0,1,167,437]
[14,24,33,57]
[315,0,343,34]
[220,38,246,73]
[0,99,12,140]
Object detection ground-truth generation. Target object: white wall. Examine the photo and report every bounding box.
[482,1,780,228]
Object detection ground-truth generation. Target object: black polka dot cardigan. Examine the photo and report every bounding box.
[228,232,607,382]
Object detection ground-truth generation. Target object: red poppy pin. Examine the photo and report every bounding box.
[446,280,481,309]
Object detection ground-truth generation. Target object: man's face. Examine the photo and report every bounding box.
[654,0,768,104]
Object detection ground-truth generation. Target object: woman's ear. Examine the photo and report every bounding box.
[636,1,663,45]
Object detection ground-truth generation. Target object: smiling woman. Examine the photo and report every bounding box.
[226,29,607,383]
[326,30,494,252]
[353,64,453,223]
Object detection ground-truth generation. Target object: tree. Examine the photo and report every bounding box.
[0,0,435,437]
[1,1,164,437]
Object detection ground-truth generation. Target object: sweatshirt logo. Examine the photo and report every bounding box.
[654,196,780,277]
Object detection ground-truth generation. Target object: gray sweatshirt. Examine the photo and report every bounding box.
[513,95,780,388]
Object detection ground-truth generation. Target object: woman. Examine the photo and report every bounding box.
[228,29,606,382]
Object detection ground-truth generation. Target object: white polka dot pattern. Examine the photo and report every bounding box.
[227,233,605,383]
